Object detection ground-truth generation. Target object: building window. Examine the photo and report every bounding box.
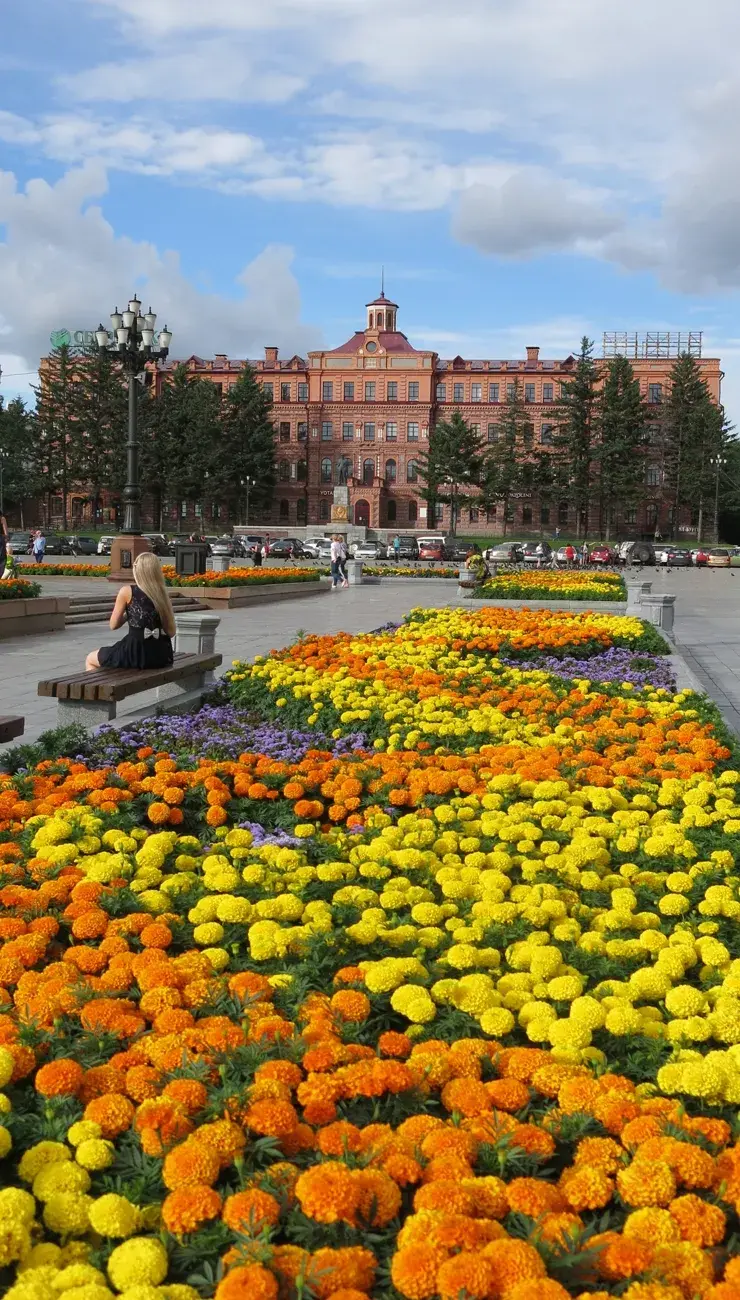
[364,422,375,441]
[321,421,333,440]
[506,383,517,401]
[558,500,569,527]
[407,459,419,482]
[344,381,355,400]
[453,383,464,402]
[297,499,307,522]
[471,383,482,402]
[469,507,479,523]
[321,457,332,483]
[648,383,663,404]
[387,500,397,523]
[322,381,334,401]
[624,507,637,525]
[281,382,291,401]
[646,501,658,525]
[523,423,534,447]
[320,499,330,521]
[407,422,419,441]
[540,423,554,445]
[522,505,533,525]
[279,499,289,520]
[298,382,308,401]
[376,312,384,328]
[540,505,550,525]
[297,422,307,441]
[646,464,661,486]
[385,422,398,441]
[279,422,291,442]
[408,381,419,401]
[387,381,398,399]
[342,422,354,441]
[470,423,480,438]
[365,381,376,401]
[363,458,375,485]
[263,382,274,400]
[385,458,397,483]
[297,460,307,481]
[436,383,446,401]
[487,424,499,443]
[278,460,290,481]
[408,499,418,523]
[647,423,661,443]
[194,500,202,517]
[543,383,554,403]
[489,383,499,402]
[433,502,444,523]
[524,383,535,404]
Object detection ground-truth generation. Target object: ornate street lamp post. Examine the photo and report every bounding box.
[95,298,171,579]
[240,476,256,526]
[710,453,728,544]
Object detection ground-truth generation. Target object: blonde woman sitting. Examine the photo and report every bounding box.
[85,552,176,672]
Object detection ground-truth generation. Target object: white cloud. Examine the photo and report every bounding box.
[452,172,623,260]
[0,163,320,382]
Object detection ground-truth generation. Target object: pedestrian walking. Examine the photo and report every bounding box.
[339,536,349,587]
[535,541,546,569]
[0,509,7,576]
[564,542,575,570]
[252,542,263,568]
[32,530,46,564]
[393,534,401,563]
[2,550,16,580]
[581,541,589,568]
[330,535,343,589]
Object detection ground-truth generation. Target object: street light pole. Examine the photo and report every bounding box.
[240,476,255,526]
[95,300,171,577]
[710,454,728,544]
[0,450,7,516]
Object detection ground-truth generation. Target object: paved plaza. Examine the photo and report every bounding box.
[0,566,739,746]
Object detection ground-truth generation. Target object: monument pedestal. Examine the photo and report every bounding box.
[108,535,151,582]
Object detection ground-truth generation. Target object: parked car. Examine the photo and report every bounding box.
[209,537,239,557]
[142,534,171,556]
[97,536,117,555]
[691,548,710,566]
[656,547,692,566]
[6,532,31,555]
[417,535,451,561]
[588,544,618,566]
[396,535,420,560]
[316,539,334,561]
[65,535,99,556]
[707,548,731,567]
[237,535,265,558]
[269,537,306,558]
[449,541,482,562]
[485,542,525,563]
[352,541,387,560]
[42,535,75,556]
[521,541,552,566]
[554,546,578,567]
[301,536,327,558]
[617,540,656,565]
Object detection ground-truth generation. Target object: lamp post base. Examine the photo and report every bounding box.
[108,535,151,582]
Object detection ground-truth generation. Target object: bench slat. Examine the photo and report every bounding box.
[39,653,222,703]
[0,716,24,744]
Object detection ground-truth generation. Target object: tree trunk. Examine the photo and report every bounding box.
[697,500,704,544]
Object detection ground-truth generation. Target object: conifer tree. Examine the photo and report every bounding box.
[215,365,277,522]
[33,343,82,529]
[140,366,222,529]
[552,337,598,537]
[480,381,526,536]
[660,352,726,540]
[74,345,128,525]
[0,397,38,523]
[417,410,484,534]
[594,355,648,538]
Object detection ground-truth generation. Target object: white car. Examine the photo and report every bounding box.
[316,540,334,561]
[97,536,117,555]
[301,536,328,558]
[352,541,387,560]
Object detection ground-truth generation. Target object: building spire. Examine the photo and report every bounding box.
[381,265,385,297]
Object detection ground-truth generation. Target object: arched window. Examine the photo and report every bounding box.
[279,499,289,520]
[278,460,290,481]
[319,499,329,520]
[296,499,307,522]
[363,458,375,485]
[297,460,307,481]
[385,458,397,483]
[558,500,569,527]
[646,465,661,487]
[368,312,374,328]
[387,500,397,523]
[408,499,418,522]
[321,457,332,483]
[646,501,658,526]
[376,312,384,328]
[406,459,418,482]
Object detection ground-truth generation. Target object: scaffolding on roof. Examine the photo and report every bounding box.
[602,331,703,359]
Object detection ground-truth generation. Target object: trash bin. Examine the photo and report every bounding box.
[173,542,209,577]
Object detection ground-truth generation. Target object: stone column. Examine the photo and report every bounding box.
[639,594,676,640]
[207,556,231,573]
[174,613,221,656]
[625,580,653,615]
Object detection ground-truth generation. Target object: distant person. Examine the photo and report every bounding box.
[330,535,343,589]
[339,536,349,587]
[0,509,7,574]
[2,549,15,581]
[252,542,263,568]
[581,541,589,567]
[535,541,547,569]
[85,552,175,673]
[393,535,401,562]
[32,531,46,564]
[564,543,575,569]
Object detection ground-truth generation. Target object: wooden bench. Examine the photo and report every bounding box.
[0,716,24,744]
[38,652,222,729]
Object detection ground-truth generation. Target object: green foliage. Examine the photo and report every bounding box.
[552,337,599,537]
[73,345,128,519]
[33,343,81,529]
[595,355,648,538]
[140,366,223,528]
[417,410,484,535]
[658,352,730,541]
[479,380,527,536]
[0,724,88,774]
[213,365,278,521]
[0,396,39,513]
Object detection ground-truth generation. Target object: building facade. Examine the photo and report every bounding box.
[155,296,722,538]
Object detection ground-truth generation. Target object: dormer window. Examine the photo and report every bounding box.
[377,312,384,328]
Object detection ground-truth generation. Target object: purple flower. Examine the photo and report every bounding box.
[503,647,676,691]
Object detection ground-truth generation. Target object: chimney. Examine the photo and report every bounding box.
[526,346,540,362]
[265,346,279,367]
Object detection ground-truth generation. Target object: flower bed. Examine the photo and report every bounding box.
[479,569,626,602]
[20,564,106,577]
[0,577,41,600]
[162,565,320,588]
[2,607,740,1299]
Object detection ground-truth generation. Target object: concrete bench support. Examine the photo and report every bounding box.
[626,580,653,614]
[640,593,676,640]
[57,698,117,728]
[207,556,231,573]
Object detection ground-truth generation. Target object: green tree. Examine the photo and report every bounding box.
[660,353,726,541]
[594,355,648,539]
[73,345,128,525]
[552,337,599,537]
[140,367,222,529]
[33,343,82,529]
[479,382,526,535]
[417,410,484,535]
[0,397,38,523]
[215,366,277,524]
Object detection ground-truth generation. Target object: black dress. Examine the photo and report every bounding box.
[98,584,174,670]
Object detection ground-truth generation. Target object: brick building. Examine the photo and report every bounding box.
[155,295,722,538]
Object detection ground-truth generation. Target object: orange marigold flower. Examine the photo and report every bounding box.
[124,1065,161,1102]
[295,1163,361,1226]
[536,1212,583,1246]
[651,1241,714,1299]
[222,1189,281,1233]
[420,1128,477,1163]
[79,1064,126,1103]
[356,1168,401,1227]
[83,1093,135,1138]
[139,922,172,948]
[35,1058,84,1097]
[437,1252,495,1300]
[378,1031,412,1058]
[162,1184,222,1235]
[598,1237,654,1280]
[245,1098,298,1139]
[163,1139,221,1190]
[162,1078,208,1114]
[574,1136,624,1174]
[506,1177,566,1218]
[307,1246,376,1300]
[617,1160,676,1208]
[199,1118,247,1164]
[461,1176,508,1220]
[670,1142,715,1190]
[330,990,371,1023]
[621,1286,684,1300]
[214,1264,278,1300]
[559,1165,614,1212]
[414,1181,475,1216]
[623,1208,681,1246]
[439,1077,492,1118]
[383,1153,423,1187]
[669,1194,726,1247]
[507,1282,571,1300]
[480,1238,546,1292]
[317,1122,363,1157]
[485,1078,530,1111]
[255,1059,302,1089]
[391,1243,449,1300]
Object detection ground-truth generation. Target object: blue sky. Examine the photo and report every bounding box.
[2,0,740,419]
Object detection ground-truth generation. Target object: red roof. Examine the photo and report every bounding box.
[327,331,419,355]
[365,293,398,307]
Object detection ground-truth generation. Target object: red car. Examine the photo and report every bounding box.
[693,548,710,566]
[417,538,446,561]
[588,545,617,566]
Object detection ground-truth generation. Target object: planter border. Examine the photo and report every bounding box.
[167,579,330,609]
[0,596,70,639]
